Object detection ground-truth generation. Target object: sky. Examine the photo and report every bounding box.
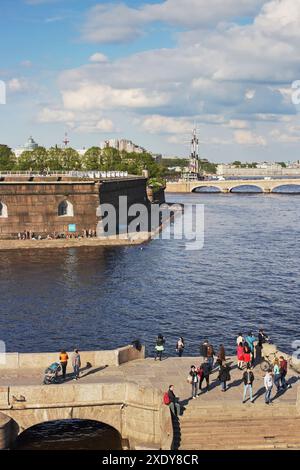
[1,0,300,162]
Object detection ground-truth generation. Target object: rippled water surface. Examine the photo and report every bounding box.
[0,193,299,356]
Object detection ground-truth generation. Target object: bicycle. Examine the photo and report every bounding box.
[260,351,278,372]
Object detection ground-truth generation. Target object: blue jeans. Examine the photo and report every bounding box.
[207,357,214,370]
[73,365,80,378]
[192,382,198,397]
[265,386,272,403]
[274,374,281,391]
[221,381,226,391]
[243,384,253,401]
[280,372,287,389]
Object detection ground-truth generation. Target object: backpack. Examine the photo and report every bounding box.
[163,392,171,405]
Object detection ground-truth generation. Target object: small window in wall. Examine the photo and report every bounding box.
[0,201,8,218]
[58,200,74,217]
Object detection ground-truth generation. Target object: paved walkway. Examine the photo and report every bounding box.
[1,356,299,407]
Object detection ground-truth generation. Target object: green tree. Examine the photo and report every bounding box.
[46,146,64,170]
[101,147,121,170]
[0,145,17,171]
[82,147,103,170]
[17,147,48,172]
[232,160,242,167]
[59,148,82,171]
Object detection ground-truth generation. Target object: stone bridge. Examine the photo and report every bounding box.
[166,178,300,193]
[1,346,300,450]
[0,346,172,450]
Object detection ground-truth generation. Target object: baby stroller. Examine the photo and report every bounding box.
[43,362,62,384]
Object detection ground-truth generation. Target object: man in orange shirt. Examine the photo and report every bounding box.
[59,350,69,380]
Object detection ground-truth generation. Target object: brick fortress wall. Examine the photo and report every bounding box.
[0,176,149,239]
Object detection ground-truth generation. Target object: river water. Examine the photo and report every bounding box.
[0,193,299,357]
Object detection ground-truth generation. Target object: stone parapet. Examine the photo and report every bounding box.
[0,345,145,371]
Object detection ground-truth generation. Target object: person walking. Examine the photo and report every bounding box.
[154,334,165,361]
[243,343,251,369]
[245,332,256,365]
[72,349,81,380]
[59,350,69,380]
[200,339,209,361]
[207,343,215,371]
[237,342,245,369]
[199,359,210,392]
[196,364,204,394]
[279,356,291,390]
[242,366,254,403]
[216,344,226,368]
[188,365,198,399]
[218,361,231,392]
[273,358,281,393]
[264,370,273,404]
[165,385,181,416]
[176,337,185,357]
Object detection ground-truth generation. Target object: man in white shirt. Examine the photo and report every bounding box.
[264,370,273,404]
[236,332,244,346]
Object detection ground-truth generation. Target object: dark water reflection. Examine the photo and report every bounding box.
[0,193,299,356]
[14,420,122,450]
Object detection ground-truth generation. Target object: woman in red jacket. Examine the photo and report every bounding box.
[237,342,245,370]
[243,343,251,368]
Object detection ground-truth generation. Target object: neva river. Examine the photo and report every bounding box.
[0,193,299,356]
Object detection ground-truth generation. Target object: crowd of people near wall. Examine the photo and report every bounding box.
[17,229,97,241]
[159,329,293,417]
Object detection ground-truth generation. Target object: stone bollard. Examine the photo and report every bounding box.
[0,412,15,449]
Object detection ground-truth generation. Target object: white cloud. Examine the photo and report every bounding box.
[81,0,265,44]
[30,0,300,157]
[141,115,193,134]
[73,119,115,134]
[7,78,29,93]
[38,107,75,123]
[37,106,115,134]
[89,53,108,63]
[62,83,170,111]
[234,130,266,146]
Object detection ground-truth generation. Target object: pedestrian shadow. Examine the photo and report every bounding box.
[171,413,181,450]
[272,376,299,400]
[58,364,108,383]
[80,364,108,379]
[227,378,243,390]
[252,386,265,402]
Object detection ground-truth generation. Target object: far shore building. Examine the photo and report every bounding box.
[100,139,147,154]
[14,136,39,158]
[217,163,300,177]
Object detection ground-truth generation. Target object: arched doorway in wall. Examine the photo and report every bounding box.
[13,419,123,450]
[58,200,74,217]
[0,201,8,217]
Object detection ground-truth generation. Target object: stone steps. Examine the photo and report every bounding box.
[179,403,300,450]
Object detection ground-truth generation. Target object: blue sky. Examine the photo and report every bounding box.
[0,0,300,162]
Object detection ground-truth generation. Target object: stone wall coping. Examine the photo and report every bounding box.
[0,345,145,370]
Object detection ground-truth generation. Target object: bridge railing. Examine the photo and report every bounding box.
[0,170,129,179]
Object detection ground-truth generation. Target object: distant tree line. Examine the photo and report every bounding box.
[160,157,217,175]
[0,144,165,178]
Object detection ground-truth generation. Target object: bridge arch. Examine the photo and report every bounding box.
[13,418,123,450]
[192,186,221,193]
[229,184,263,194]
[271,184,300,194]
